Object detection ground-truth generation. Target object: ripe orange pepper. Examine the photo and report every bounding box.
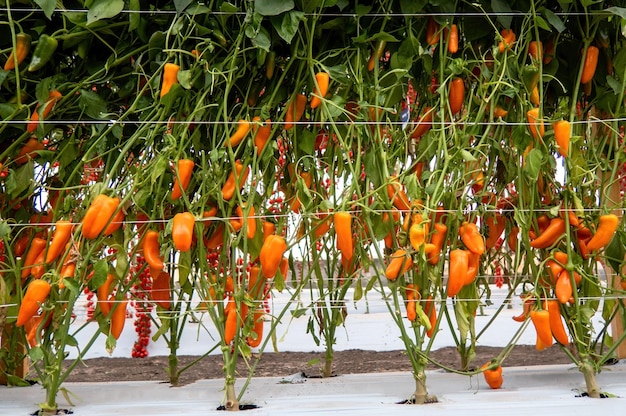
[103,208,125,236]
[459,221,485,255]
[247,309,265,348]
[160,62,180,98]
[410,106,434,139]
[586,214,619,251]
[172,212,195,252]
[526,107,544,139]
[21,237,47,280]
[447,249,469,297]
[465,251,480,285]
[110,299,128,340]
[530,309,553,348]
[405,283,418,322]
[427,222,448,265]
[547,300,569,345]
[498,29,516,53]
[423,296,437,337]
[205,224,225,249]
[387,177,411,212]
[225,119,251,147]
[259,235,287,278]
[481,362,503,389]
[14,137,45,164]
[484,214,505,250]
[4,32,31,70]
[529,217,565,249]
[333,211,353,261]
[385,249,413,281]
[528,40,543,61]
[221,160,249,201]
[284,93,307,130]
[449,77,465,114]
[555,271,573,304]
[16,279,51,327]
[59,261,76,289]
[224,307,238,345]
[552,120,570,158]
[310,71,330,109]
[446,24,459,53]
[368,40,387,72]
[142,230,164,272]
[27,89,62,133]
[98,273,116,316]
[171,159,195,200]
[81,194,120,240]
[235,204,257,239]
[44,220,73,264]
[252,117,272,153]
[151,271,172,310]
[580,46,599,84]
[425,17,440,46]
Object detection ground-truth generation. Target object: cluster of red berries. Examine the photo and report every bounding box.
[130,255,153,358]
[267,194,284,215]
[493,263,505,289]
[277,137,287,168]
[84,288,96,320]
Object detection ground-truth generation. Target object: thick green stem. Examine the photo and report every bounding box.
[579,357,600,398]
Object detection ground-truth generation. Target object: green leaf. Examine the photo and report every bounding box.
[79,90,108,119]
[606,75,623,96]
[178,250,191,289]
[353,278,363,301]
[87,0,124,25]
[534,16,551,32]
[297,128,316,155]
[605,230,626,274]
[88,260,109,292]
[399,0,427,14]
[491,0,513,29]
[542,8,566,33]
[29,346,44,361]
[34,0,56,19]
[524,148,543,181]
[251,26,272,52]
[62,278,80,297]
[606,6,626,18]
[270,11,306,44]
[128,0,141,31]
[174,0,193,14]
[613,47,626,84]
[255,0,294,16]
[178,70,193,90]
[0,221,10,238]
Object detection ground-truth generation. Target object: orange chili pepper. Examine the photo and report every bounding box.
[447,249,469,297]
[259,235,287,278]
[4,32,31,70]
[160,62,180,98]
[529,217,565,249]
[252,117,272,153]
[171,159,195,201]
[310,71,330,109]
[410,106,435,139]
[526,107,544,139]
[284,93,307,130]
[405,283,418,322]
[580,46,599,84]
[247,309,265,348]
[553,120,570,158]
[225,119,251,147]
[547,299,569,345]
[427,223,448,265]
[333,211,353,261]
[151,271,172,310]
[385,249,413,281]
[498,29,516,54]
[110,299,128,340]
[449,77,465,115]
[446,24,459,53]
[221,160,249,201]
[172,212,195,252]
[98,273,116,316]
[44,220,73,264]
[586,214,619,251]
[27,89,62,133]
[142,230,164,272]
[14,137,45,164]
[530,309,553,348]
[81,194,120,240]
[21,237,47,280]
[16,279,51,327]
[387,176,411,212]
[425,17,440,46]
[459,221,485,255]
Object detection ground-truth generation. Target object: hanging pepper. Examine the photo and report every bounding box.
[4,32,31,70]
[580,46,599,84]
[253,117,272,153]
[98,273,116,316]
[526,107,544,139]
[449,77,465,114]
[446,24,459,54]
[225,119,251,147]
[529,308,553,348]
[247,309,265,348]
[387,176,411,212]
[447,249,469,297]
[385,249,413,281]
[14,138,45,165]
[151,271,172,310]
[552,120,570,158]
[44,220,73,264]
[529,217,565,249]
[160,63,180,98]
[27,89,62,134]
[547,300,569,345]
[16,279,51,327]
[367,39,387,72]
[425,17,440,45]
[405,283,418,322]
[172,212,195,252]
[459,221,485,255]
[259,235,287,278]
[334,211,353,261]
[142,230,164,272]
[310,71,330,109]
[586,214,619,251]
[484,214,505,250]
[110,299,128,340]
[427,222,448,265]
[171,159,195,201]
[221,160,249,201]
[81,194,120,240]
[28,34,58,72]
[498,29,516,53]
[284,93,307,130]
[410,107,435,140]
[20,237,47,280]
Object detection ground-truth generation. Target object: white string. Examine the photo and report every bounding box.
[0,8,616,17]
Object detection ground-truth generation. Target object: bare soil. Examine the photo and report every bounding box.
[59,345,575,386]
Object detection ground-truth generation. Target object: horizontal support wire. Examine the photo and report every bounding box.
[3,117,626,127]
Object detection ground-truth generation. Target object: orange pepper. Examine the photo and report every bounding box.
[385,249,413,281]
[310,71,330,109]
[447,249,469,297]
[259,235,287,278]
[172,212,195,252]
[225,119,251,147]
[284,93,307,130]
[110,299,128,340]
[81,194,120,240]
[45,221,72,264]
[171,159,195,200]
[252,117,272,153]
[16,279,51,327]
[333,211,353,261]
[160,63,180,98]
[221,160,249,201]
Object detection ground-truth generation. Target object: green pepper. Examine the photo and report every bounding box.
[521,64,540,93]
[28,34,58,72]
